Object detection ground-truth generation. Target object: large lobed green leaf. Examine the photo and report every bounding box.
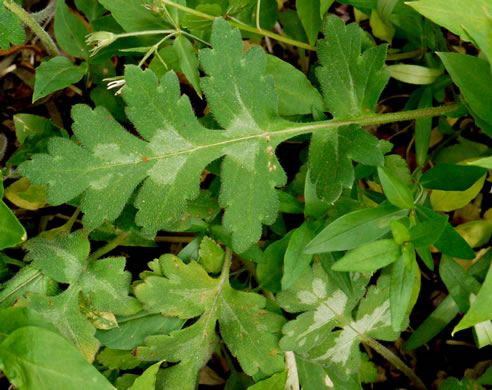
[134,254,285,389]
[20,19,293,253]
[309,15,389,201]
[19,230,141,361]
[20,17,392,252]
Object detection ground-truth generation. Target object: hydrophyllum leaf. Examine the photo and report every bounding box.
[309,15,388,201]
[316,15,389,119]
[134,255,285,390]
[20,230,141,361]
[20,19,298,253]
[265,55,324,116]
[277,264,400,379]
[309,125,384,202]
[33,57,88,102]
[0,2,25,50]
[0,326,115,390]
[305,203,408,254]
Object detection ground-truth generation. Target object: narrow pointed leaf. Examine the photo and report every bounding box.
[332,239,401,272]
[378,166,414,209]
[305,203,408,253]
[174,35,202,98]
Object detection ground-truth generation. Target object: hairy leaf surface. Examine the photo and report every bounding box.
[134,254,285,389]
[19,231,141,361]
[20,19,296,253]
[309,15,389,201]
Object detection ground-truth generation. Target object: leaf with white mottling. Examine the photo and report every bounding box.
[20,19,295,253]
[277,264,401,378]
[19,231,141,361]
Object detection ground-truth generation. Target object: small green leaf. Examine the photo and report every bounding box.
[408,0,492,59]
[296,0,322,45]
[390,242,419,331]
[440,256,481,312]
[0,2,25,50]
[55,0,90,58]
[332,239,401,272]
[403,294,459,350]
[33,57,88,102]
[391,219,410,245]
[420,163,488,191]
[409,213,448,248]
[454,262,492,334]
[198,236,224,274]
[247,371,288,390]
[430,174,486,212]
[282,221,317,290]
[257,232,293,293]
[128,361,163,390]
[97,348,141,370]
[0,326,115,390]
[277,190,304,214]
[467,156,492,169]
[98,0,169,31]
[386,64,442,85]
[0,174,27,250]
[266,55,324,116]
[0,201,27,250]
[96,312,183,350]
[174,35,202,98]
[437,52,492,136]
[305,203,408,253]
[378,166,414,209]
[416,206,475,260]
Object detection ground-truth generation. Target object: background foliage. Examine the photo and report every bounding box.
[0,0,491,389]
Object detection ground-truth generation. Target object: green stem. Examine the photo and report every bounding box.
[386,49,423,61]
[157,0,316,51]
[269,103,461,141]
[361,335,427,390]
[87,232,129,262]
[221,247,232,279]
[3,0,60,57]
[116,29,176,39]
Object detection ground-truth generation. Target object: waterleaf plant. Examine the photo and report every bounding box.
[1,0,491,389]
